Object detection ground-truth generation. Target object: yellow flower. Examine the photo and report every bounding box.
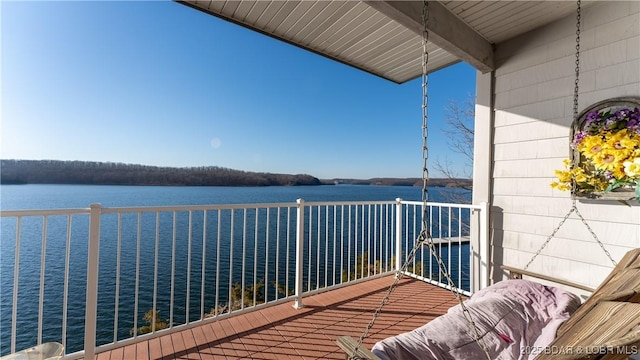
[611,164,626,180]
[573,168,588,183]
[554,169,572,183]
[587,177,608,192]
[623,157,640,178]
[609,129,638,151]
[551,181,571,191]
[592,149,619,172]
[577,135,605,160]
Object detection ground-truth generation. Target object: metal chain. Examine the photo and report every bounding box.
[421,0,429,210]
[573,0,581,121]
[525,0,616,271]
[418,2,491,358]
[350,3,486,358]
[349,234,428,359]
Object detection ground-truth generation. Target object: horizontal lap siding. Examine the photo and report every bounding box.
[490,1,640,291]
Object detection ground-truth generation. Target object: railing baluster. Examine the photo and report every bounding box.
[448,207,452,284]
[286,207,290,298]
[201,210,207,319]
[228,210,234,314]
[241,209,247,310]
[133,212,141,336]
[215,210,221,315]
[316,205,321,290]
[348,205,352,282]
[458,207,463,290]
[170,211,177,327]
[11,216,21,354]
[63,215,72,350]
[186,211,193,323]
[367,204,371,276]
[307,206,312,292]
[416,205,420,277]
[38,216,47,345]
[265,208,270,303]
[275,208,280,301]
[332,205,337,286]
[373,205,377,275]
[253,208,258,307]
[113,214,122,342]
[293,199,304,309]
[153,212,160,332]
[339,205,344,285]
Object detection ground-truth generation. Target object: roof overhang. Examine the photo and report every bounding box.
[177,1,589,84]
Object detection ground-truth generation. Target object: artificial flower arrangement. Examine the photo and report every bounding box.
[551,100,640,200]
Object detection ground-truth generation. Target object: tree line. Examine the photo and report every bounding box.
[326,177,472,188]
[0,160,321,187]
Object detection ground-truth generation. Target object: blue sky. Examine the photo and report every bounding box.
[1,0,476,179]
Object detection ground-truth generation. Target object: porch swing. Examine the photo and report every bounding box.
[337,1,640,359]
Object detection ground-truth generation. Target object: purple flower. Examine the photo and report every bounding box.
[604,171,614,180]
[615,109,628,120]
[585,110,600,122]
[583,111,600,128]
[572,131,588,147]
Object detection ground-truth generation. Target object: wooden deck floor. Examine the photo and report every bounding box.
[96,277,460,360]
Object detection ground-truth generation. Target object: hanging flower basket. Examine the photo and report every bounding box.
[551,97,640,201]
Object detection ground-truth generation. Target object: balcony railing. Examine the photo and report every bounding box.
[0,199,487,359]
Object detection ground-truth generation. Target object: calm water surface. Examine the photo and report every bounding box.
[0,184,438,210]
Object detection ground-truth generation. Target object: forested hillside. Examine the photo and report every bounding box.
[0,160,321,187]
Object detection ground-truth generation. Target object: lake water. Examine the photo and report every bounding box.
[0,184,470,356]
[0,183,468,210]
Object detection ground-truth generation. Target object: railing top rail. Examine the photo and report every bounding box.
[0,208,90,217]
[301,200,396,207]
[0,200,481,217]
[99,202,299,214]
[402,200,483,210]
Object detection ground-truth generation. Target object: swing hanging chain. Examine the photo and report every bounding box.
[572,0,581,123]
[524,0,616,272]
[351,3,492,359]
[421,0,429,217]
[418,2,491,358]
[347,4,434,357]
[349,234,428,360]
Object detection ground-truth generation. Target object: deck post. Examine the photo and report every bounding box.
[84,204,101,359]
[293,199,305,309]
[395,198,403,273]
[479,201,490,290]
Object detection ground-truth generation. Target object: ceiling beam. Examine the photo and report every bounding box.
[364,1,495,73]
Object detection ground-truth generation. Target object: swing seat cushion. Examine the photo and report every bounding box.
[371,279,581,360]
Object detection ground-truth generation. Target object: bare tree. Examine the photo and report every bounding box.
[432,96,475,206]
[434,96,475,192]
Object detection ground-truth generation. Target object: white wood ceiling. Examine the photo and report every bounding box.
[179,1,589,83]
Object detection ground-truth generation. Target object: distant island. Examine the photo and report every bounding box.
[323,178,472,188]
[0,160,472,188]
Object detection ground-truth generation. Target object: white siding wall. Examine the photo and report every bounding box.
[488,1,640,295]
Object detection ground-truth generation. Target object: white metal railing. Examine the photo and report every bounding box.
[0,199,486,359]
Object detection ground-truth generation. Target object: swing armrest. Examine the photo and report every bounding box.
[336,336,381,360]
[500,265,595,293]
